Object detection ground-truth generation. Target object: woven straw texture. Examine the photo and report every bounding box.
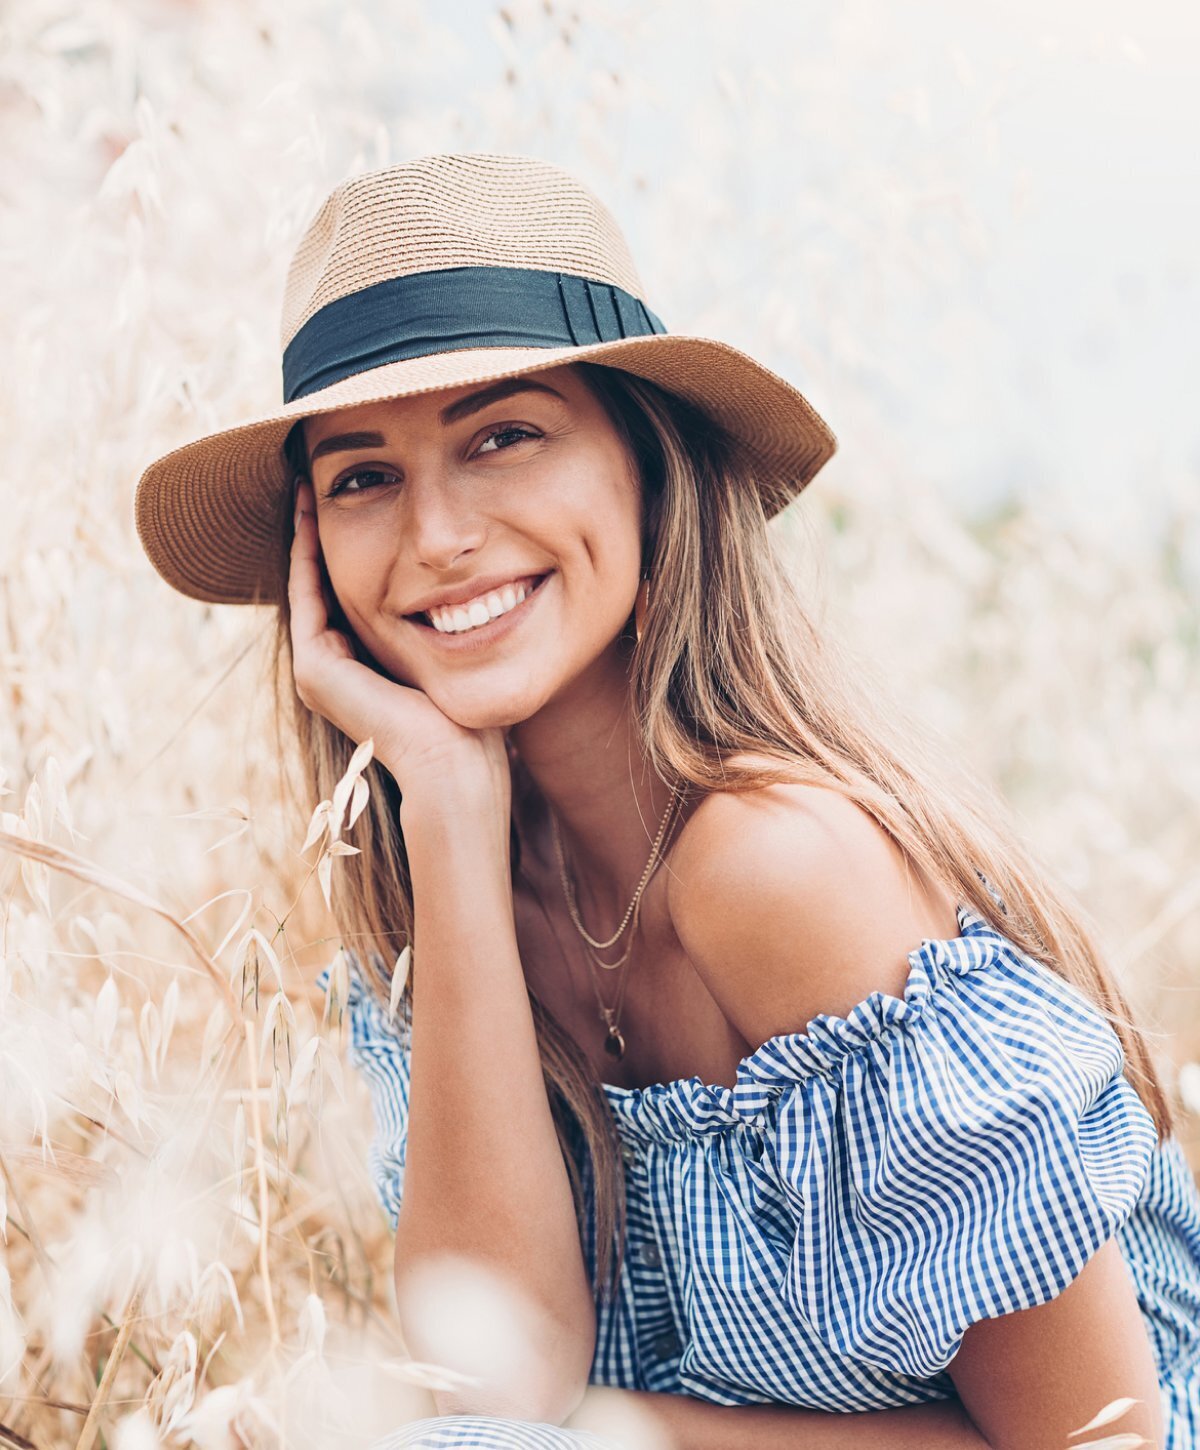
[134,152,838,605]
[282,152,646,347]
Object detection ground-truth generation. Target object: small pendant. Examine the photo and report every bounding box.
[603,1025,626,1059]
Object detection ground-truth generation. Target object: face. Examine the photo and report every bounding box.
[301,365,645,731]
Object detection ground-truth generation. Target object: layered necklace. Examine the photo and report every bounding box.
[550,786,685,1060]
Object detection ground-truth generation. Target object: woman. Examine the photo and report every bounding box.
[135,153,1200,1449]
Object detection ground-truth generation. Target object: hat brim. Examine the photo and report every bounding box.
[133,333,837,605]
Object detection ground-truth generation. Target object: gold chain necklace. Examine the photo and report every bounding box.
[550,789,682,950]
[550,789,684,1059]
[587,894,645,1059]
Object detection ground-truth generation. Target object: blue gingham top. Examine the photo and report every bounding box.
[320,903,1200,1449]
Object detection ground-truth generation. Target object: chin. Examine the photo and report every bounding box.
[425,681,549,734]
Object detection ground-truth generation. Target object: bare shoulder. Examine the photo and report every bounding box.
[666,756,963,1048]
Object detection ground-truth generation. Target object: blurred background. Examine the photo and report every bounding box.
[2,0,1198,1444]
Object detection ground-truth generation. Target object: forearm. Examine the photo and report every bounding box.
[394,789,594,1420]
[565,1385,988,1450]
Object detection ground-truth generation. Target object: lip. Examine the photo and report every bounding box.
[405,571,548,616]
[409,571,553,651]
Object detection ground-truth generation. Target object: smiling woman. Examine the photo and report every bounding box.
[133,153,1200,1450]
[284,367,645,734]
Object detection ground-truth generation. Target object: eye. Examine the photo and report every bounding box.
[327,467,397,499]
[325,424,540,498]
[474,423,540,455]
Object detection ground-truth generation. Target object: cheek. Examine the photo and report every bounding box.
[319,528,396,625]
[320,525,373,587]
[314,530,409,668]
[559,494,641,588]
[555,536,642,659]
[561,454,644,566]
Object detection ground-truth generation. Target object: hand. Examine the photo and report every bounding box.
[288,479,510,812]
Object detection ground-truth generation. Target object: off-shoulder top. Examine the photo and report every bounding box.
[319,903,1200,1447]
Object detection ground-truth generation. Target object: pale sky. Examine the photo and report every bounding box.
[370,0,1199,557]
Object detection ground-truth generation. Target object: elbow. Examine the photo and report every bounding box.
[432,1368,590,1427]
[394,1246,596,1426]
[427,1327,594,1425]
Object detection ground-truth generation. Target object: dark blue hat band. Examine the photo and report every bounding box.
[281,264,668,404]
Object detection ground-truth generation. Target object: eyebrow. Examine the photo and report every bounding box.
[305,378,568,465]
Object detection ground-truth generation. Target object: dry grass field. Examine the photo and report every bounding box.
[2,0,1197,1445]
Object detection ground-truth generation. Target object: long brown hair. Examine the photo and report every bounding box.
[271,361,1175,1303]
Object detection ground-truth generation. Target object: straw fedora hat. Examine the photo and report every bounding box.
[134,151,838,606]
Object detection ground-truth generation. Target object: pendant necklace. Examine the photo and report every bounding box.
[550,787,684,1060]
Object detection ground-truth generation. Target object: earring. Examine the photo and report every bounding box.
[634,573,651,644]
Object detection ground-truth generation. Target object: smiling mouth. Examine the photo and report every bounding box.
[406,572,552,637]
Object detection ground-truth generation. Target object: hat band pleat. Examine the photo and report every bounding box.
[281,264,668,403]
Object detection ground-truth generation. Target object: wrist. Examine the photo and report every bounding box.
[383,737,509,821]
[400,784,513,875]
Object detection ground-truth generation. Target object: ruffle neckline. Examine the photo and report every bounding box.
[600,902,1030,1144]
[320,904,1036,1147]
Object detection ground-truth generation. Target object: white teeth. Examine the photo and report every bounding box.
[426,576,540,634]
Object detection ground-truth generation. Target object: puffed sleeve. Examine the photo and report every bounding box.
[747,906,1158,1381]
[317,949,412,1230]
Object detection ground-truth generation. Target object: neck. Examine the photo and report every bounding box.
[508,647,681,934]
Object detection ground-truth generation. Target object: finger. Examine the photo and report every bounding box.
[288,480,331,648]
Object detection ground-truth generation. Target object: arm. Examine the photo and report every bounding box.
[569,1275,1166,1450]
[664,781,1163,1450]
[566,1385,987,1448]
[287,487,594,1422]
[947,1236,1164,1450]
[615,1268,1168,1450]
[394,774,596,1423]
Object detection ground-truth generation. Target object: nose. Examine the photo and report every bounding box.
[404,470,489,572]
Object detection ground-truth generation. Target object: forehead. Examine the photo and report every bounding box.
[300,365,587,450]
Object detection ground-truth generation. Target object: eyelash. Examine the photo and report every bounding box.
[326,423,541,498]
